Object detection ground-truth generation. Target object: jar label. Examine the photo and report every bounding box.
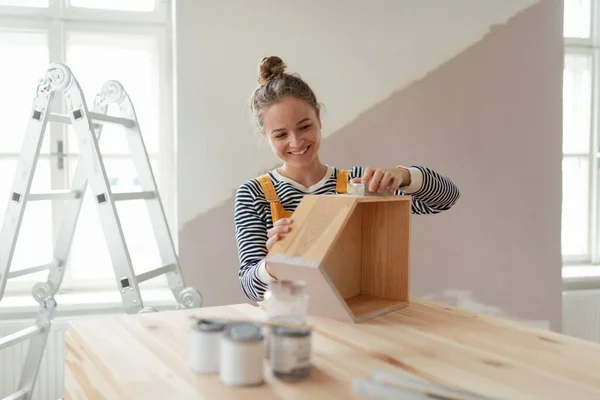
[271,336,311,373]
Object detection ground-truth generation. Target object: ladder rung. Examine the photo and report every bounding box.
[136,264,176,284]
[8,261,58,279]
[112,191,156,201]
[3,389,28,400]
[0,326,43,351]
[49,112,135,128]
[29,190,82,201]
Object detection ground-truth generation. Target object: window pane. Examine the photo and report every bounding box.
[69,0,155,12]
[564,0,591,38]
[0,30,50,154]
[65,32,160,155]
[0,158,53,283]
[0,0,48,6]
[561,156,589,257]
[67,184,113,281]
[563,53,592,154]
[67,157,163,282]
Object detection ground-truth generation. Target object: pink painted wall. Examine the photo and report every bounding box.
[179,0,564,330]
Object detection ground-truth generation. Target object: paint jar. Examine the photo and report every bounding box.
[264,280,309,325]
[269,326,312,381]
[219,322,265,387]
[263,280,309,359]
[189,319,228,374]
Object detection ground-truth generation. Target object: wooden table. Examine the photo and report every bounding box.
[64,297,600,399]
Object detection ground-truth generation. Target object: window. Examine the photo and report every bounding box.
[0,0,174,294]
[563,0,600,264]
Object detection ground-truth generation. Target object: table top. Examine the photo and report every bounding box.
[63,297,600,399]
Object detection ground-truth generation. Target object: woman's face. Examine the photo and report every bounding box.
[261,96,322,169]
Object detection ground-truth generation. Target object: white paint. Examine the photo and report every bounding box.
[189,323,224,374]
[266,254,320,268]
[173,0,539,224]
[219,332,265,387]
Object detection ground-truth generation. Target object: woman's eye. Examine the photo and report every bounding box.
[300,124,311,130]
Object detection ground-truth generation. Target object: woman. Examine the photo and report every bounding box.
[234,56,460,301]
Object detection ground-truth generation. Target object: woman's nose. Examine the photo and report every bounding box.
[289,133,302,147]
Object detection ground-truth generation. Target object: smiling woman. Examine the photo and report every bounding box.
[234,56,461,302]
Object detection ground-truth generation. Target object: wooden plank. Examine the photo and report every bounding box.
[321,206,362,299]
[351,195,412,203]
[64,299,600,400]
[345,294,408,321]
[360,200,410,301]
[268,195,357,264]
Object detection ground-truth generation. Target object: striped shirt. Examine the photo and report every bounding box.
[234,165,460,301]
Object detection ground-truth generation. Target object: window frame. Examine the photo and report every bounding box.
[563,0,600,266]
[0,0,175,294]
[0,0,170,24]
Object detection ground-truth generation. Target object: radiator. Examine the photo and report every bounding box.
[0,319,67,400]
[562,289,600,343]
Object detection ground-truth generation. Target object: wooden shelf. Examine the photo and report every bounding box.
[267,193,411,323]
[345,294,408,321]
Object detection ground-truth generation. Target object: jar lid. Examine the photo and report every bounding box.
[273,326,311,337]
[224,322,263,342]
[192,319,228,333]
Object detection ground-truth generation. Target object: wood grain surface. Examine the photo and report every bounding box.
[266,194,411,322]
[64,297,600,399]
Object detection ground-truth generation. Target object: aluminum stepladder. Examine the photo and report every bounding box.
[0,63,203,400]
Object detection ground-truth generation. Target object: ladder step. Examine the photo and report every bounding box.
[49,112,135,128]
[0,326,43,351]
[8,261,58,279]
[28,190,82,201]
[112,191,156,201]
[3,389,28,400]
[135,264,176,284]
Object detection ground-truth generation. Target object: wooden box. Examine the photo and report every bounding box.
[266,194,411,323]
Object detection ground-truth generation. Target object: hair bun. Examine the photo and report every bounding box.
[258,56,286,84]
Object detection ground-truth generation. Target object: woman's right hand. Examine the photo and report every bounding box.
[266,218,293,251]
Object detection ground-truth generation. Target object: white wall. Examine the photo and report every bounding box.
[173,0,563,331]
[173,0,539,223]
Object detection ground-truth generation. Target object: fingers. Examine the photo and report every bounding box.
[359,168,401,193]
[388,175,401,193]
[266,218,293,250]
[267,224,291,238]
[361,167,375,185]
[375,171,394,193]
[368,169,385,192]
[274,217,293,227]
[266,234,280,250]
[268,218,292,235]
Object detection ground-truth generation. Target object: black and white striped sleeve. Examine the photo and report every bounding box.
[402,166,460,214]
[349,165,460,215]
[234,182,273,301]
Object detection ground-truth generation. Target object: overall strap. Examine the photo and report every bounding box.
[257,174,291,223]
[336,169,349,194]
[257,174,279,202]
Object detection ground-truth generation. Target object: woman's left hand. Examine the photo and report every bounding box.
[351,167,410,194]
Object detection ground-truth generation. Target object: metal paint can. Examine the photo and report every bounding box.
[220,322,265,386]
[189,319,227,374]
[269,326,312,380]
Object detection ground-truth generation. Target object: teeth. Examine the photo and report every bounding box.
[290,147,308,155]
